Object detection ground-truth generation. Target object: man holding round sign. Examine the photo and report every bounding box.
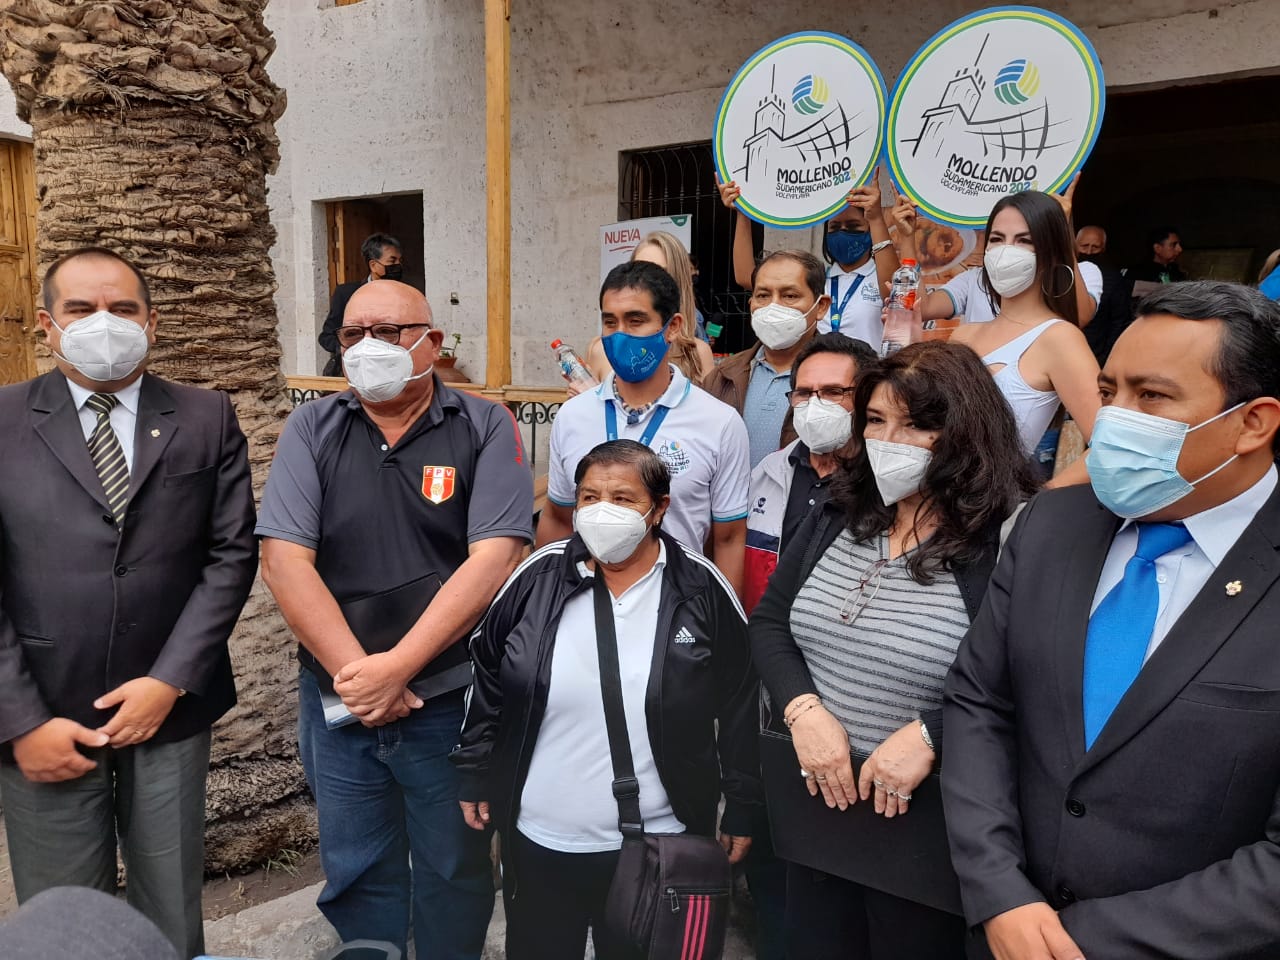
[885,7,1104,229]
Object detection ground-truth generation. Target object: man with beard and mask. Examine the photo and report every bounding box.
[538,260,750,596]
[1075,225,1135,365]
[703,250,834,468]
[258,280,532,958]
[0,247,257,958]
[944,282,1280,960]
[318,233,406,376]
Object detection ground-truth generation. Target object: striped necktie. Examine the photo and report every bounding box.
[86,393,129,525]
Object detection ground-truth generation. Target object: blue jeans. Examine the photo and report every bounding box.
[298,669,494,958]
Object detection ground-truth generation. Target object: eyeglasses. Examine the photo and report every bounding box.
[336,323,431,348]
[787,386,855,406]
[839,558,889,623]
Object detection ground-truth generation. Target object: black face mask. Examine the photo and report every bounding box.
[380,263,404,281]
[1077,253,1098,264]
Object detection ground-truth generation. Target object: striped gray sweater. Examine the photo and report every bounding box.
[789,528,970,754]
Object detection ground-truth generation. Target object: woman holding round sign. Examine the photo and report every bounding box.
[884,6,1107,486]
[714,32,897,349]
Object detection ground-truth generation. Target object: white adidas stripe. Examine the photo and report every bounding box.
[679,545,748,624]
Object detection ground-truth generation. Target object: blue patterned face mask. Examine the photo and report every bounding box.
[602,321,671,383]
[826,229,872,265]
[1086,402,1245,519]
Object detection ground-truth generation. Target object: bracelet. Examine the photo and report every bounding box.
[784,699,822,728]
[870,239,894,255]
[783,694,820,723]
[920,720,934,752]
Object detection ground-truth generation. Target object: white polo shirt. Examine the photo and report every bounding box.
[547,365,751,553]
[819,259,883,344]
[942,263,1103,324]
[517,542,684,852]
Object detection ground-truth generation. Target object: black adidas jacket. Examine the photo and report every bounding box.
[452,530,762,846]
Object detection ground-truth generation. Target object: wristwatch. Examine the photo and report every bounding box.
[871,239,894,256]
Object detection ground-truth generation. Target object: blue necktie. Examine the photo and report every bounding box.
[1082,522,1193,748]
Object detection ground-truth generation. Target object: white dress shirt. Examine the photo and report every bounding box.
[65,376,142,472]
[1090,465,1278,660]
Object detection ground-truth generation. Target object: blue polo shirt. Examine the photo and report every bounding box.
[743,349,791,468]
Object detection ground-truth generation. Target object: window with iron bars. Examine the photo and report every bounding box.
[618,141,763,355]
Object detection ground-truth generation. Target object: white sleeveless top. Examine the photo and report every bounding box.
[983,319,1063,456]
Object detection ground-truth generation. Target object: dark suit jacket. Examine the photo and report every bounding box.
[0,371,257,747]
[318,280,364,375]
[943,483,1280,958]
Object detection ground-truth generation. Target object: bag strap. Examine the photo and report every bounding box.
[592,571,645,839]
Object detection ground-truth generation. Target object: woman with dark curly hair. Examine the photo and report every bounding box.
[749,340,1040,959]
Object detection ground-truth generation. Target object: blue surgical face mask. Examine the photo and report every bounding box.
[1086,402,1246,519]
[826,229,872,266]
[602,321,671,383]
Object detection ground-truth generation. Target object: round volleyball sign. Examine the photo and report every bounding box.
[886,7,1104,228]
[714,32,887,229]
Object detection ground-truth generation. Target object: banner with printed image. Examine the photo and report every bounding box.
[886,7,1105,228]
[714,32,887,229]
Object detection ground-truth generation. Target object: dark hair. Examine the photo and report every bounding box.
[751,249,826,300]
[599,260,680,324]
[42,247,152,313]
[790,332,877,390]
[1147,226,1178,248]
[573,439,671,533]
[830,341,1041,583]
[361,233,402,265]
[1135,281,1280,451]
[979,191,1080,327]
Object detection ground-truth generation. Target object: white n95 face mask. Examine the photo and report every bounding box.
[792,397,853,454]
[574,501,653,565]
[983,245,1038,298]
[342,330,432,404]
[751,301,819,351]
[51,310,150,382]
[864,438,933,506]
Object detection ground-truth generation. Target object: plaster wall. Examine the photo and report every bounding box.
[0,79,30,141]
[262,0,486,377]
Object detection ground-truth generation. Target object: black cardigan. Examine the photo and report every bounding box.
[748,500,1000,755]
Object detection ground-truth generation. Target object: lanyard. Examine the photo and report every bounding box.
[828,272,867,332]
[605,400,671,446]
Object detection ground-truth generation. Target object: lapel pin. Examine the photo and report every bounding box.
[1225,580,1243,597]
[150,428,160,438]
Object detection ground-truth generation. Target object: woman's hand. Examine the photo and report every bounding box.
[460,800,490,831]
[1052,171,1081,229]
[888,192,918,242]
[789,703,857,810]
[719,833,752,864]
[845,168,884,220]
[857,721,936,818]
[717,178,742,209]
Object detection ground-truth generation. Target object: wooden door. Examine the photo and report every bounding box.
[0,139,37,386]
[324,199,388,295]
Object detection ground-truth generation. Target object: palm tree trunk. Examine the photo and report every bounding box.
[0,0,312,872]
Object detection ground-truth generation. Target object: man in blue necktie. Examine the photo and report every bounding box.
[942,281,1280,960]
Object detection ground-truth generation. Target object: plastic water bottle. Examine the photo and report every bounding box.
[550,339,597,388]
[880,258,921,357]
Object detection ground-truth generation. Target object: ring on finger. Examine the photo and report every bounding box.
[815,774,828,782]
[873,778,885,789]
[887,788,898,798]
[800,769,814,780]
[899,794,912,802]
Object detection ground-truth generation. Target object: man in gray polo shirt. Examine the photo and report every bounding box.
[257,280,532,959]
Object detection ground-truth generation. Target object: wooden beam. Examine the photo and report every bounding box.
[484,0,512,389]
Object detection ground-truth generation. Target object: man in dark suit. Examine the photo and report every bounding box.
[1075,225,1133,365]
[318,233,404,375]
[944,281,1280,959]
[0,247,257,958]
